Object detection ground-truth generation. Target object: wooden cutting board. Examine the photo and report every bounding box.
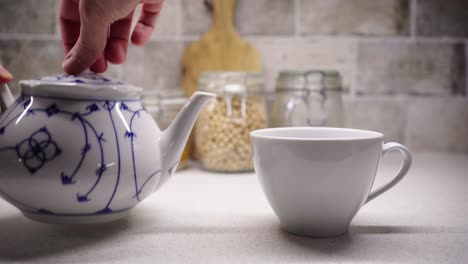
[181,0,262,96]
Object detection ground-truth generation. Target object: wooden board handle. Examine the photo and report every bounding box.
[211,0,236,32]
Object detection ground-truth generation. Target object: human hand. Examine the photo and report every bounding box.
[0,65,13,84]
[60,0,164,74]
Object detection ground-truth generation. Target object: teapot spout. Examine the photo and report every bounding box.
[0,84,15,114]
[160,91,215,174]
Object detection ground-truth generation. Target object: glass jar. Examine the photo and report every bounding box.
[270,70,345,128]
[142,89,189,170]
[195,72,267,172]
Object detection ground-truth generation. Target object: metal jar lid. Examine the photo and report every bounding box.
[199,72,264,94]
[276,70,343,93]
[198,72,264,122]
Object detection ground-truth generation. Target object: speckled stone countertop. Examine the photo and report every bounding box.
[0,153,467,263]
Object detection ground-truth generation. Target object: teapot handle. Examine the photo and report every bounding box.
[0,84,15,114]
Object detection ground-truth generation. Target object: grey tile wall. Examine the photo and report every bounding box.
[0,0,467,153]
[0,0,57,34]
[250,38,354,91]
[133,0,180,38]
[181,0,212,35]
[0,40,63,95]
[408,97,468,152]
[235,0,294,35]
[466,43,468,96]
[182,0,294,36]
[356,41,465,95]
[415,0,468,37]
[345,97,407,143]
[122,41,183,91]
[154,0,180,37]
[299,0,409,36]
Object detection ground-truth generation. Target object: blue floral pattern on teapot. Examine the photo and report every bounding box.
[0,73,214,224]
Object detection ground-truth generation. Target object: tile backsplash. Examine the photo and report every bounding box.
[299,0,409,36]
[0,0,467,153]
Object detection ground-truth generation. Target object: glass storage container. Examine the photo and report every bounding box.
[195,72,267,172]
[142,89,189,170]
[270,70,345,128]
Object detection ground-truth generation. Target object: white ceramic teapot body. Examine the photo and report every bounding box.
[0,73,214,224]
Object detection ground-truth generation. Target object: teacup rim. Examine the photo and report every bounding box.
[250,127,384,141]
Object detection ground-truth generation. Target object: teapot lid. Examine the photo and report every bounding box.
[19,72,142,100]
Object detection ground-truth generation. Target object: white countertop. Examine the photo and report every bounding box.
[1,153,468,263]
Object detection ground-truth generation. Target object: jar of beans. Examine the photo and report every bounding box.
[195,72,267,172]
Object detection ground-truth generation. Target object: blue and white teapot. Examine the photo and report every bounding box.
[0,73,214,224]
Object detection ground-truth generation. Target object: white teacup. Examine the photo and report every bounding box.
[250,127,412,237]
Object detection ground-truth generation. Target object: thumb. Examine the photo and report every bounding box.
[0,65,13,83]
[62,2,110,74]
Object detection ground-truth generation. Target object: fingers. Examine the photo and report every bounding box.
[105,11,135,64]
[62,0,111,74]
[59,0,81,54]
[0,65,13,83]
[61,0,162,74]
[131,1,164,46]
[90,53,108,73]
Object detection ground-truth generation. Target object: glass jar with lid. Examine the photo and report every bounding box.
[142,89,189,170]
[195,72,267,172]
[270,70,345,128]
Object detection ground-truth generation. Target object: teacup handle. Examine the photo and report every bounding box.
[365,142,412,204]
